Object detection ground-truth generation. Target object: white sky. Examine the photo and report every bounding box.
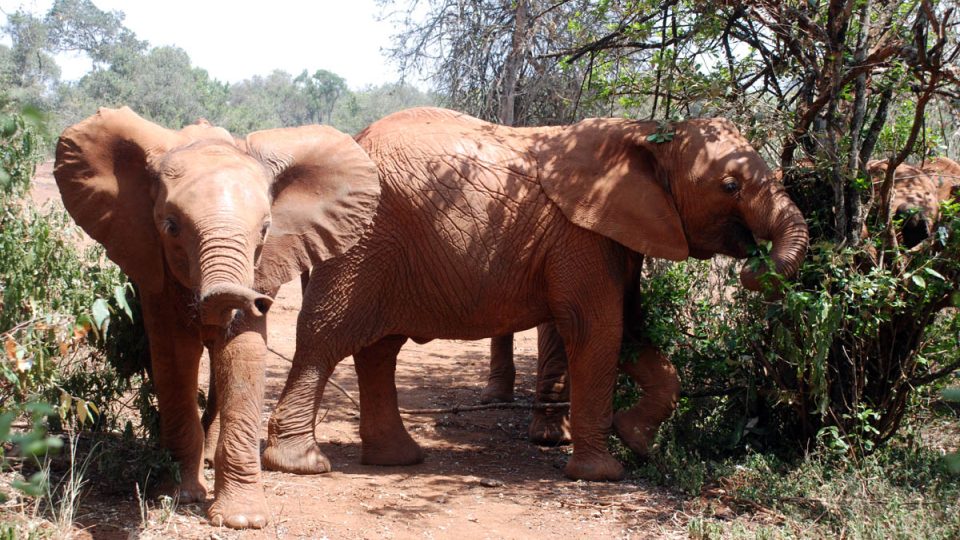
[2,0,404,89]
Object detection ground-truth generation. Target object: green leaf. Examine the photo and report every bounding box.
[20,439,49,457]
[0,116,16,137]
[113,285,133,321]
[25,402,55,418]
[0,412,15,441]
[945,453,960,475]
[11,475,45,497]
[91,298,111,332]
[910,274,926,289]
[646,131,675,144]
[20,106,45,129]
[923,267,946,281]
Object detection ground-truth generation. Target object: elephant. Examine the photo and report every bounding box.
[867,160,942,247]
[920,156,960,205]
[261,107,809,482]
[54,107,380,528]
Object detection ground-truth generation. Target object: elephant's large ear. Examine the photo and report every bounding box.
[246,126,381,291]
[539,123,689,261]
[54,107,181,293]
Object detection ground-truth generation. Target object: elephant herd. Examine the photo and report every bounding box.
[51,105,954,529]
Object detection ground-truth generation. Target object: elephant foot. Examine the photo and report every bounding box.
[613,408,658,457]
[177,477,209,503]
[261,440,332,474]
[479,382,514,404]
[155,475,207,503]
[563,451,625,482]
[529,407,571,446]
[361,431,424,466]
[208,487,268,529]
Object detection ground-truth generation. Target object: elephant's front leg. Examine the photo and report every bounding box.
[262,352,334,474]
[612,345,680,456]
[529,323,571,445]
[140,292,206,502]
[555,312,625,481]
[206,314,269,529]
[480,334,516,403]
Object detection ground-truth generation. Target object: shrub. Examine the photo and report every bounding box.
[621,191,960,467]
[0,105,159,506]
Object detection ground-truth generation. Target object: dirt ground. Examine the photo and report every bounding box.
[21,162,691,539]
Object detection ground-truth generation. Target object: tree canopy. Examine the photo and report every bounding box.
[0,0,434,135]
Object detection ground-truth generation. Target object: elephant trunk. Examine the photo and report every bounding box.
[197,232,271,327]
[740,185,809,292]
[199,283,273,327]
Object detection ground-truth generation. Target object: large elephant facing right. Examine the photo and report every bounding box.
[263,108,809,481]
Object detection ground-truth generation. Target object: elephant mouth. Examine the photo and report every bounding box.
[722,221,758,259]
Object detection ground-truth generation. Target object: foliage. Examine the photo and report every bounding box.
[379,0,609,125]
[294,69,348,125]
[0,104,161,504]
[688,441,960,539]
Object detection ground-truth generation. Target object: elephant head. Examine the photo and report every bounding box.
[540,117,809,289]
[921,156,960,205]
[868,160,940,248]
[55,107,380,326]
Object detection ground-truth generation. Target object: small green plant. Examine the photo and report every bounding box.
[646,120,675,144]
[942,387,960,473]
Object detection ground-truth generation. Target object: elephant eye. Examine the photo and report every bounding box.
[163,217,180,238]
[260,221,271,241]
[722,177,740,194]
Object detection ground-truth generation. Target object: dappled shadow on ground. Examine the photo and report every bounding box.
[62,284,683,539]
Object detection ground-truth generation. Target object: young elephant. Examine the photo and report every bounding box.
[921,156,960,205]
[262,107,808,481]
[55,108,379,529]
[867,160,942,247]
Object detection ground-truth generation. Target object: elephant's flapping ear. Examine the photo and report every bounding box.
[245,126,381,291]
[539,122,689,260]
[54,107,183,293]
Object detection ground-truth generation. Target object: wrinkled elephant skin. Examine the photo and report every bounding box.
[263,107,809,482]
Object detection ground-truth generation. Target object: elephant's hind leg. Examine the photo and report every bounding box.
[529,322,571,446]
[612,345,679,456]
[480,334,516,403]
[200,365,219,468]
[354,335,424,466]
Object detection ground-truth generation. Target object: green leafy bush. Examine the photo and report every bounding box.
[0,105,159,505]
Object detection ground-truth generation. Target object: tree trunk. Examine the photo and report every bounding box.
[499,0,529,127]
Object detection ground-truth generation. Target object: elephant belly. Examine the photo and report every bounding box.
[368,155,565,339]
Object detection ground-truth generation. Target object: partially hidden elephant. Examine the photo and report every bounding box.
[866,158,960,247]
[480,252,681,453]
[261,107,809,481]
[54,107,380,529]
[921,156,960,207]
[867,160,943,247]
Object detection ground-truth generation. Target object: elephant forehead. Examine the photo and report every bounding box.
[158,140,258,175]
